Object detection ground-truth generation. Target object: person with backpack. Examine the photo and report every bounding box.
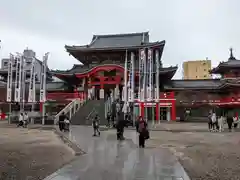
[137,116,148,148]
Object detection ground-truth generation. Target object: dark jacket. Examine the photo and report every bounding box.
[59,114,66,122]
[138,120,147,133]
[227,116,233,124]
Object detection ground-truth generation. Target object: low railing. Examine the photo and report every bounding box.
[86,108,96,120]
[54,98,86,124]
[47,92,86,100]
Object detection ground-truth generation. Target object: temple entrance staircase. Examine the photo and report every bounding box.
[70,99,106,125]
[70,95,118,126]
[54,98,86,124]
[53,92,119,126]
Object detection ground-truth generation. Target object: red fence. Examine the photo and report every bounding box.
[46,92,86,100]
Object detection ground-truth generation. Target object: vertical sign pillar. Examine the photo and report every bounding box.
[40,53,49,125]
[139,49,146,118]
[100,77,104,99]
[155,49,160,124]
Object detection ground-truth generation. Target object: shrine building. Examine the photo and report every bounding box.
[1,32,240,123]
[51,32,178,121]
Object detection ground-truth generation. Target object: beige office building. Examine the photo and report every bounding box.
[183,60,212,79]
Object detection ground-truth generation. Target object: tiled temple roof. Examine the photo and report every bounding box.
[89,32,149,48]
[210,48,240,74]
[66,32,149,51]
[65,32,165,64]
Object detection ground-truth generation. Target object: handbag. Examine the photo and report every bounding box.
[144,129,150,140]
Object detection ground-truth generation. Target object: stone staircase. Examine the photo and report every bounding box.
[70,99,107,125]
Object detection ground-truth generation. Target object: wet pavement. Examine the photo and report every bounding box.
[44,126,190,180]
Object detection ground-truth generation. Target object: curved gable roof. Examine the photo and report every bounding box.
[89,32,149,48]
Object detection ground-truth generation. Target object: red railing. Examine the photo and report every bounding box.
[47,92,86,100]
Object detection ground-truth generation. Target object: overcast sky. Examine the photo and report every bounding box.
[0,0,239,78]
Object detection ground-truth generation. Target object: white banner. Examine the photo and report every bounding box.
[139,49,145,102]
[28,58,36,102]
[40,53,48,102]
[155,50,160,102]
[147,49,153,101]
[122,85,125,101]
[131,52,135,102]
[22,63,26,103]
[6,54,14,102]
[14,56,22,102]
[128,52,135,102]
[123,50,128,103]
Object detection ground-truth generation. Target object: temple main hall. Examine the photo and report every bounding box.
[47,32,240,123]
[1,31,240,123]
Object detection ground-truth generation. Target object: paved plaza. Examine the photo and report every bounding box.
[44,126,190,180]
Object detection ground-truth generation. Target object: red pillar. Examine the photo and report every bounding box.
[40,102,43,112]
[140,102,144,117]
[171,100,176,121]
[155,103,159,122]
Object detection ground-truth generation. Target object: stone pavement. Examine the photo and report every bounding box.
[45,126,190,180]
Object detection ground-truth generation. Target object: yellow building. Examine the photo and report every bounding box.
[183,60,212,79]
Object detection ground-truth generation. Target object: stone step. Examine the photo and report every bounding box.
[70,100,107,125]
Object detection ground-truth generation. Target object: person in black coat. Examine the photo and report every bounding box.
[59,112,66,131]
[227,114,233,132]
[116,118,125,140]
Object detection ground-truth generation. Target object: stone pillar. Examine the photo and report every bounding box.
[100,77,104,99]
[88,77,92,100]
[100,89,104,99]
[167,107,171,121]
[92,86,95,100]
[115,84,120,100]
[69,106,72,119]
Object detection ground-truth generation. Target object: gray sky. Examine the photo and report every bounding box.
[0,0,239,78]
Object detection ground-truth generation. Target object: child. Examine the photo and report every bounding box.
[64,118,70,131]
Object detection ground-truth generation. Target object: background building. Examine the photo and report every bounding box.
[0,48,52,82]
[182,59,212,79]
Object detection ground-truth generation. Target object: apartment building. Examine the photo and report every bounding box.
[183,60,212,79]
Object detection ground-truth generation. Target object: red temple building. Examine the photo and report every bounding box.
[1,32,240,123]
[51,32,178,122]
[47,32,240,123]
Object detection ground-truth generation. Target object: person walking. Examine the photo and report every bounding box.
[208,112,212,131]
[138,116,148,148]
[58,112,66,131]
[135,116,140,132]
[116,118,125,140]
[17,113,24,127]
[106,112,111,127]
[227,114,233,132]
[233,116,238,129]
[23,112,29,127]
[218,115,225,132]
[92,114,100,136]
[211,112,217,132]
